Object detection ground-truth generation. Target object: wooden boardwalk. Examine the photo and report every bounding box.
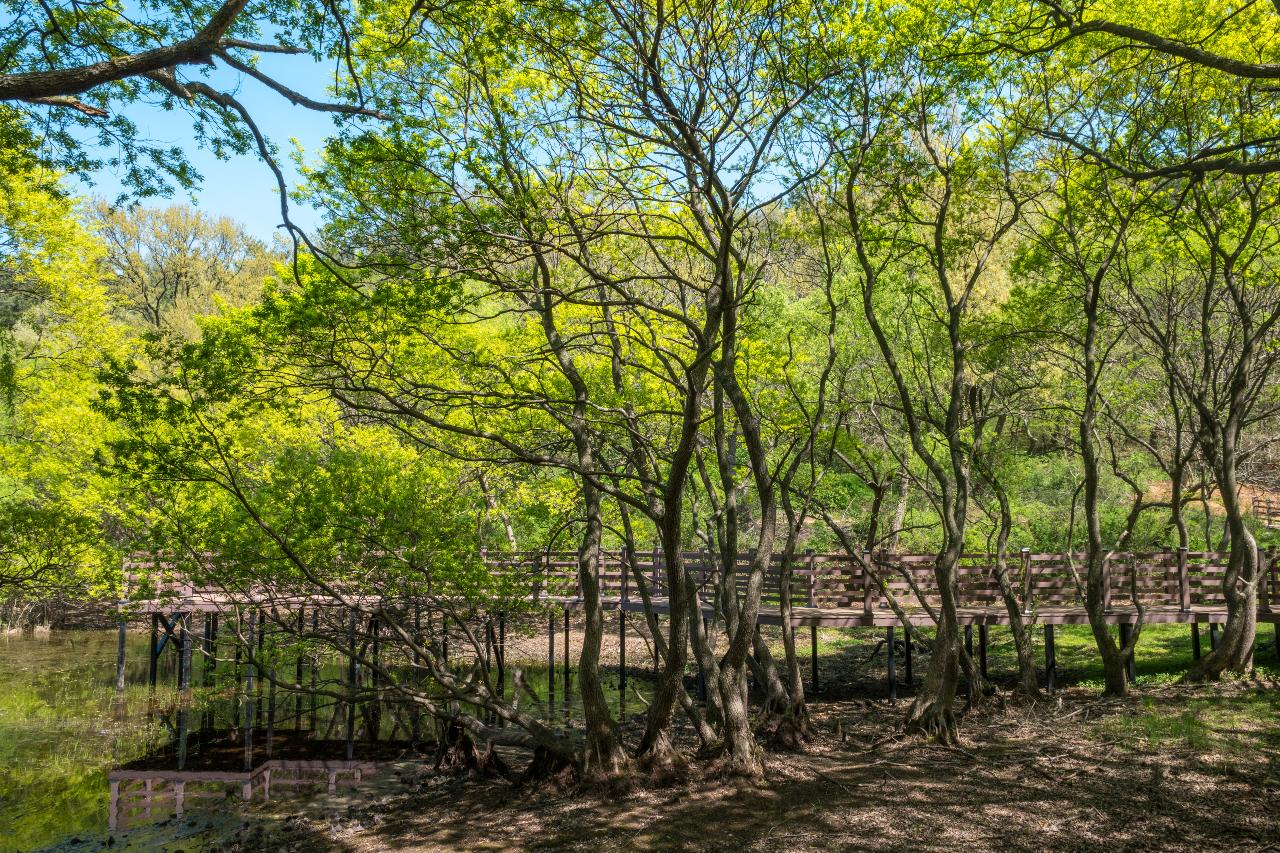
[109,756,380,831]
[120,547,1279,697]
[125,547,1280,628]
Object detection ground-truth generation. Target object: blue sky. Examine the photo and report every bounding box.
[73,52,348,240]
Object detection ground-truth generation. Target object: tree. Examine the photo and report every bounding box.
[991,1,1280,177]
[1012,157,1154,696]
[0,0,398,208]
[1125,172,1280,679]
[0,162,133,603]
[94,203,280,337]
[101,312,585,771]
[824,10,1036,739]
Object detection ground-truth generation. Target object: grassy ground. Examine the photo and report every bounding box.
[801,621,1280,695]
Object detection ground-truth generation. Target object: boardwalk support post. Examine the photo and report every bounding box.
[886,626,897,704]
[810,624,819,693]
[1020,548,1033,612]
[255,609,266,728]
[862,550,875,618]
[807,549,820,693]
[178,614,192,691]
[295,608,304,728]
[1102,555,1112,614]
[484,617,493,678]
[310,608,319,732]
[498,611,507,698]
[964,623,974,704]
[346,609,357,760]
[696,614,708,703]
[618,610,627,701]
[1044,625,1056,693]
[618,550,629,702]
[1178,547,1191,611]
[548,611,556,707]
[244,609,258,753]
[148,614,159,690]
[904,628,913,686]
[370,616,381,741]
[653,615,660,677]
[563,608,571,698]
[203,614,217,688]
[115,615,128,694]
[978,623,989,679]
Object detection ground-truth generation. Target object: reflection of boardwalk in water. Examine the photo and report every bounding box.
[107,724,405,831]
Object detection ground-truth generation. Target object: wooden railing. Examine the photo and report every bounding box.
[1253,496,1280,529]
[491,547,1264,615]
[109,759,377,830]
[126,546,1280,616]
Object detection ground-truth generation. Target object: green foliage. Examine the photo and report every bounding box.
[93,202,283,337]
[0,161,133,597]
[0,0,397,199]
[99,292,516,609]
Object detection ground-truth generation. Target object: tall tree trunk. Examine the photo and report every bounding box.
[980,460,1040,696]
[713,355,777,777]
[1081,270,1130,698]
[903,536,962,744]
[576,499,630,779]
[764,487,814,748]
[1186,427,1258,679]
[635,524,690,771]
[533,256,628,779]
[768,550,810,748]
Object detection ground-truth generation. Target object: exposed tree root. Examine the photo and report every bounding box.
[634,729,688,785]
[903,697,959,746]
[518,744,579,789]
[757,706,813,752]
[433,720,513,780]
[580,734,632,793]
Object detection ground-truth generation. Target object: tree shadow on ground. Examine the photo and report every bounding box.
[360,685,1280,852]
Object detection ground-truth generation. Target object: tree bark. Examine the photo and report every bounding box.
[0,0,250,101]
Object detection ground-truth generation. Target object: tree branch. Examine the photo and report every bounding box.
[1046,5,1280,80]
[215,50,391,120]
[19,94,108,116]
[0,0,248,101]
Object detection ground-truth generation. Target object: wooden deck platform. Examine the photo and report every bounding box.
[1254,496,1280,530]
[109,757,379,830]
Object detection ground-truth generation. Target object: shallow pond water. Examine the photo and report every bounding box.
[0,628,647,852]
